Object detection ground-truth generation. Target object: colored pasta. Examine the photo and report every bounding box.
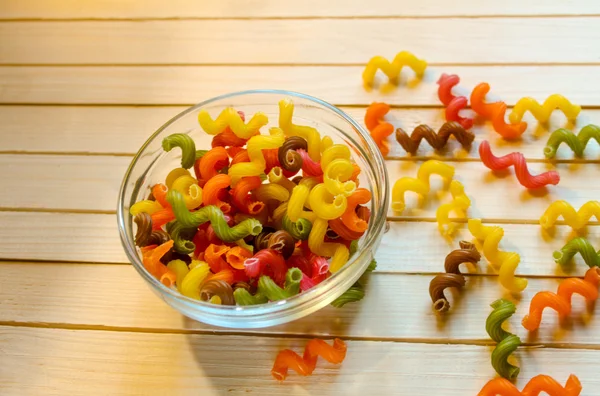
[130,99,371,307]
[429,241,480,313]
[470,82,528,140]
[362,51,427,86]
[395,122,474,155]
[198,107,268,138]
[478,374,582,396]
[436,74,474,129]
[391,160,455,213]
[544,125,600,159]
[540,200,600,231]
[509,94,581,124]
[364,102,394,156]
[522,267,600,331]
[271,338,347,381]
[469,219,527,292]
[162,133,196,169]
[486,299,521,380]
[553,237,600,268]
[479,141,560,189]
[435,180,471,237]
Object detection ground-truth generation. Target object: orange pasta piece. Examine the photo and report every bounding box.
[202,173,232,214]
[212,128,248,148]
[142,240,174,277]
[159,270,177,287]
[205,243,231,273]
[522,267,600,331]
[150,208,176,229]
[225,246,253,270]
[263,148,280,172]
[152,183,170,208]
[370,123,395,156]
[478,374,582,396]
[231,149,251,165]
[364,102,390,131]
[231,176,265,214]
[341,188,371,232]
[196,146,229,182]
[205,268,235,284]
[271,338,347,381]
[226,146,245,158]
[329,218,364,241]
[350,163,361,182]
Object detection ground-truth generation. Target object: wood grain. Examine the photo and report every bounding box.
[2,210,599,277]
[2,105,599,160]
[3,263,600,345]
[3,326,600,395]
[2,19,600,65]
[3,0,600,19]
[1,65,599,105]
[2,154,599,220]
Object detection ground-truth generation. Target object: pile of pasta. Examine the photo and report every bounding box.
[130,99,372,307]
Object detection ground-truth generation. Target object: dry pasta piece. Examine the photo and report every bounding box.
[142,240,174,278]
[308,184,348,220]
[228,127,285,185]
[329,218,364,241]
[180,261,211,300]
[225,246,253,270]
[279,99,322,162]
[150,208,176,229]
[205,243,231,273]
[244,248,287,284]
[271,338,347,381]
[198,107,268,138]
[287,177,319,222]
[340,188,371,232]
[165,168,191,189]
[509,94,581,124]
[362,51,427,86]
[477,374,582,396]
[200,279,235,305]
[171,175,203,210]
[323,158,356,196]
[540,200,600,231]
[130,199,163,216]
[202,173,232,214]
[435,180,470,237]
[391,160,454,213]
[308,218,349,272]
[469,219,527,293]
[152,183,170,208]
[522,267,600,331]
[231,176,264,214]
[195,146,229,182]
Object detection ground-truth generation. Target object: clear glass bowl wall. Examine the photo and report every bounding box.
[117,90,389,328]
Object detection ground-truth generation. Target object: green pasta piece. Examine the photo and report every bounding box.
[233,289,268,306]
[167,190,262,242]
[553,237,600,268]
[195,149,209,160]
[281,215,312,240]
[162,133,196,169]
[166,221,196,255]
[349,240,359,256]
[491,334,521,380]
[258,268,302,301]
[544,125,600,159]
[485,298,521,380]
[330,286,365,308]
[367,258,377,272]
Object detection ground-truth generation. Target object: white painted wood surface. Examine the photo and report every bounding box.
[1,1,600,394]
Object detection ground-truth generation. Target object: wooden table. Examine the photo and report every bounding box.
[2,1,600,394]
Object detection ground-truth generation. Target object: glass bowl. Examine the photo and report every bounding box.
[117,89,389,328]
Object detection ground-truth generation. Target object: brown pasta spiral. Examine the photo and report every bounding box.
[429,241,481,313]
[232,281,253,292]
[200,280,235,305]
[395,122,475,154]
[267,230,296,259]
[254,227,275,251]
[134,212,153,247]
[278,136,308,172]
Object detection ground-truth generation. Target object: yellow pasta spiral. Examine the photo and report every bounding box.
[391,160,455,213]
[309,218,349,273]
[540,200,600,231]
[468,219,527,292]
[435,180,471,237]
[308,184,348,220]
[278,99,322,162]
[228,127,285,185]
[198,107,268,139]
[171,175,203,209]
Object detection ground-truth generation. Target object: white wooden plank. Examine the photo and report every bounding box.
[1,66,599,105]
[1,326,599,395]
[3,106,599,160]
[3,263,600,345]
[2,19,599,65]
[3,0,600,18]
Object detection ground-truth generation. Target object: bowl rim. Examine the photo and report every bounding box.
[117,89,389,319]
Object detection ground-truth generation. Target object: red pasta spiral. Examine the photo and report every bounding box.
[271,338,347,381]
[243,248,287,284]
[297,149,323,176]
[231,176,265,214]
[479,141,560,189]
[437,73,474,129]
